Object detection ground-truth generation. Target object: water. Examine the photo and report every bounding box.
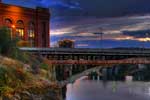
[66,80,150,100]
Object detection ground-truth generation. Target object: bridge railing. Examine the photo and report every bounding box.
[47,58,150,65]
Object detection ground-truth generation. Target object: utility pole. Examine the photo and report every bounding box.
[99,28,103,50]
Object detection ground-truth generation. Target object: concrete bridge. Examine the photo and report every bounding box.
[58,64,146,86]
[47,58,150,65]
[66,66,102,83]
[20,47,150,62]
[20,47,150,82]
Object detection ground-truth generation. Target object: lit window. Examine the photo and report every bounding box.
[28,30,35,38]
[28,22,35,46]
[16,28,24,39]
[16,20,24,39]
[5,18,12,27]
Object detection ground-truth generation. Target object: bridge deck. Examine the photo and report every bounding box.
[47,58,150,65]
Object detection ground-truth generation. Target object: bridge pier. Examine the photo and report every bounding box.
[69,65,73,77]
[48,65,57,81]
[102,68,107,81]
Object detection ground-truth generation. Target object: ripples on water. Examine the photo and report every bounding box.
[66,80,150,100]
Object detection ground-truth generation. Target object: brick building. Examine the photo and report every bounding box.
[0,1,50,47]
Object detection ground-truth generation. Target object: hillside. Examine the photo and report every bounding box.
[0,55,62,100]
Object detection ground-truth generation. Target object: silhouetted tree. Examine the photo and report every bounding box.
[0,27,18,56]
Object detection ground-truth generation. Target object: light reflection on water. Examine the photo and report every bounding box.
[66,80,150,100]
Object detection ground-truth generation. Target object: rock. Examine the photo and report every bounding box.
[31,94,42,100]
[20,91,32,100]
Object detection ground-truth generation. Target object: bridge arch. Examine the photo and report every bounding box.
[65,66,103,83]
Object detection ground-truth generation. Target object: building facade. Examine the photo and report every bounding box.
[0,2,50,47]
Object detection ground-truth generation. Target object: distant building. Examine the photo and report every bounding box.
[0,1,50,47]
[58,39,75,48]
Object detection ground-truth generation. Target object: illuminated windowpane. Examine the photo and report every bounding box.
[28,22,35,46]
[16,28,24,39]
[15,20,24,40]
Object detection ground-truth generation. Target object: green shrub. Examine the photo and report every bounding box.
[40,63,49,70]
[0,27,18,56]
[0,66,7,86]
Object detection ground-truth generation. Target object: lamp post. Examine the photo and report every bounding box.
[93,28,103,49]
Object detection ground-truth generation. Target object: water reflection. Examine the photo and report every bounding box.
[66,80,150,100]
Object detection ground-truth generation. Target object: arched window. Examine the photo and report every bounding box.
[5,18,13,38]
[5,18,12,27]
[16,20,24,39]
[28,22,35,46]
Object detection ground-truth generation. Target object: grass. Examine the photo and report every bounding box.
[0,55,60,99]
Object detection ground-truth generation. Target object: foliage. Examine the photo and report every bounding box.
[17,40,31,47]
[0,26,60,99]
[58,39,75,48]
[40,63,49,70]
[0,27,19,56]
[0,67,7,86]
[0,64,28,97]
[0,55,60,99]
[0,27,11,55]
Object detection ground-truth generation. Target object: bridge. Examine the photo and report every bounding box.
[47,58,150,65]
[66,66,102,83]
[20,47,150,82]
[20,47,150,65]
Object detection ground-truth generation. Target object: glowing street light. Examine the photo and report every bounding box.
[12,25,15,28]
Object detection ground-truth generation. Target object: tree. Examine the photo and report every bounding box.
[58,39,75,48]
[0,27,11,54]
[0,27,18,55]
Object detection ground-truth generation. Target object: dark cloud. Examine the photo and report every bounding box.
[123,30,150,38]
[54,0,150,17]
[4,0,150,17]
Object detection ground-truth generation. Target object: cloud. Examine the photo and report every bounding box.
[4,0,82,10]
[5,0,150,18]
[51,15,150,36]
[50,15,150,47]
[122,30,150,38]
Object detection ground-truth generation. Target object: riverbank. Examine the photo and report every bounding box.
[0,55,62,100]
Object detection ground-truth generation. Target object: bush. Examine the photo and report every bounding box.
[0,27,18,56]
[17,40,31,47]
[0,27,11,54]
[40,63,49,70]
[0,66,7,86]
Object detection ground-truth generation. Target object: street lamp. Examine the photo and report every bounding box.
[12,25,15,28]
[99,28,103,50]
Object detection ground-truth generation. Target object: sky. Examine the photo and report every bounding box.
[3,0,150,48]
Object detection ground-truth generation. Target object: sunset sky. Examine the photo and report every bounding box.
[3,0,150,48]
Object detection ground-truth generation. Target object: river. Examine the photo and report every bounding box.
[66,80,150,100]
